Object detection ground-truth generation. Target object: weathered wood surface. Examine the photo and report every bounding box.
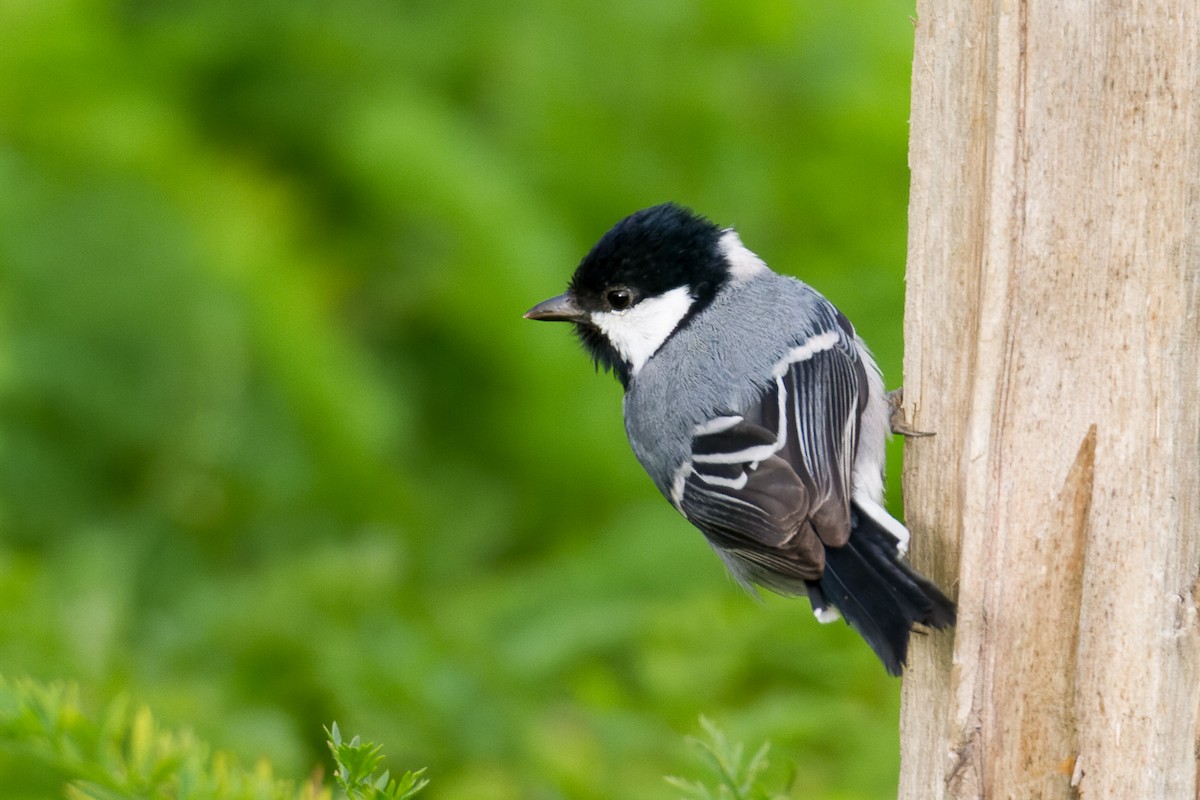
[898,2,1200,798]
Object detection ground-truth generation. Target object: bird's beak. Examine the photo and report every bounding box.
[524,292,587,322]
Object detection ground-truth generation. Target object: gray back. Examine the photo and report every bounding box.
[623,271,842,494]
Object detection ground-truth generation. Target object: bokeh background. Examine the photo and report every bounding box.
[0,0,917,797]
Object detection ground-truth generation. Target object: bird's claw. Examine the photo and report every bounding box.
[887,388,935,438]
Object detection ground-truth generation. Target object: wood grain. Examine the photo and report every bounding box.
[898,2,1200,798]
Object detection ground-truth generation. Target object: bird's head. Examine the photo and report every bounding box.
[525,203,767,386]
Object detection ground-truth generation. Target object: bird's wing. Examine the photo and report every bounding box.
[674,322,868,588]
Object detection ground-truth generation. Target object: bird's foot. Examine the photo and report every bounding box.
[887,388,935,438]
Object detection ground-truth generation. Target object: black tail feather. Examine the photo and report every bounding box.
[815,503,956,676]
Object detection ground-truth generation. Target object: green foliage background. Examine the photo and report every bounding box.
[0,0,916,797]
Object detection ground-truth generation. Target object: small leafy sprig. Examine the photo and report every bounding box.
[325,722,428,800]
[665,717,793,800]
[0,675,431,800]
[0,676,325,800]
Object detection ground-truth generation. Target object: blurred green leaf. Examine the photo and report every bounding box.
[0,676,330,800]
[666,717,790,800]
[0,0,916,796]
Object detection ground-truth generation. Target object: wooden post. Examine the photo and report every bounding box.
[897,2,1200,798]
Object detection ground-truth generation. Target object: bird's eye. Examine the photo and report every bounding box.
[606,288,633,310]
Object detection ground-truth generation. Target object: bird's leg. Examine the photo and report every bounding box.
[887,387,934,438]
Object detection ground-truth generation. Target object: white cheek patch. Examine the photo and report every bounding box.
[589,285,695,377]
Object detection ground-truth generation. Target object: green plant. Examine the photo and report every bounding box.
[0,676,427,800]
[666,717,793,800]
[326,723,427,800]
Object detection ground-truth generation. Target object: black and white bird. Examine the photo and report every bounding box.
[525,203,955,675]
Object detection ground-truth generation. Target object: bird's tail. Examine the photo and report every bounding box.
[811,502,956,676]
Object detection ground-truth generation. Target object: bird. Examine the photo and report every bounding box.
[524,202,955,675]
